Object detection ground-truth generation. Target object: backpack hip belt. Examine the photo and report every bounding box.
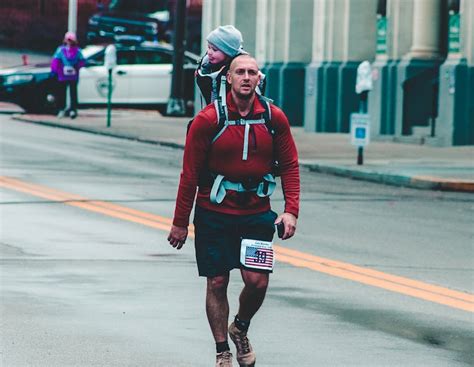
[210,173,276,204]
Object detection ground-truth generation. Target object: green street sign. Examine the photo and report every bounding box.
[448,12,460,54]
[376,16,387,55]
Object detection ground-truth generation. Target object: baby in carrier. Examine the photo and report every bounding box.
[195,25,266,110]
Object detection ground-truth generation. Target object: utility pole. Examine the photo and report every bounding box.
[166,0,187,116]
[68,0,77,33]
[66,0,78,113]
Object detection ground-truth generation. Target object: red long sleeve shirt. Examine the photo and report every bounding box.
[172,93,300,227]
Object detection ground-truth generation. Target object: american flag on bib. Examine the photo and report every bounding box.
[245,246,274,269]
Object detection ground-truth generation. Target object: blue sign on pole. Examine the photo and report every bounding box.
[350,113,370,147]
[355,127,366,139]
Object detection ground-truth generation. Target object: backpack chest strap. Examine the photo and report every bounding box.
[210,173,276,204]
[212,117,266,160]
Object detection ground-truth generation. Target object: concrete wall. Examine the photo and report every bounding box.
[279,0,313,126]
[305,0,377,133]
[436,0,474,146]
[201,0,473,145]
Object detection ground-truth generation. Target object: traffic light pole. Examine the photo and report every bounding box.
[166,0,187,116]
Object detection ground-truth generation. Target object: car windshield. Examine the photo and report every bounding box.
[109,0,168,13]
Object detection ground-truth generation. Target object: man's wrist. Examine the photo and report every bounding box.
[172,219,189,228]
[283,210,298,219]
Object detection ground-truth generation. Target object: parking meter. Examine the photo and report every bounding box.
[104,45,116,127]
[356,60,373,95]
[105,44,117,70]
[352,61,373,165]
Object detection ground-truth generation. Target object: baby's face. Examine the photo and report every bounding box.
[207,43,228,65]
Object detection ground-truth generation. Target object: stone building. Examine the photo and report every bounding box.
[201,0,473,146]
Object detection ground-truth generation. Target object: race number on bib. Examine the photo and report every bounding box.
[240,238,274,271]
[63,66,76,76]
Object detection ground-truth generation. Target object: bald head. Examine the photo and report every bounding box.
[229,54,259,73]
[226,54,261,101]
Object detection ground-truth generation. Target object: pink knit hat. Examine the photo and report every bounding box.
[64,32,77,43]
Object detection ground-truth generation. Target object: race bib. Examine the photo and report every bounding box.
[63,66,76,76]
[240,238,274,271]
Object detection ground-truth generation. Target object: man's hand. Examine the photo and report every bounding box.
[168,225,188,250]
[274,213,297,240]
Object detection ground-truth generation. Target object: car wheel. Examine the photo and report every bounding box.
[157,104,167,116]
[20,92,57,114]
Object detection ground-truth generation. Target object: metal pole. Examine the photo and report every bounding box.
[107,69,112,127]
[357,91,368,166]
[68,0,77,33]
[166,0,187,116]
[357,147,364,165]
[66,0,77,113]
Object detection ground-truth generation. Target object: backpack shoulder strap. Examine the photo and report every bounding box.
[257,94,274,135]
[212,97,229,143]
[214,97,227,126]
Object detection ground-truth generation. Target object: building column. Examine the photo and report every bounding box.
[261,0,289,107]
[304,0,328,132]
[336,0,377,133]
[200,0,214,53]
[233,0,258,56]
[436,0,474,146]
[394,0,446,141]
[279,0,313,126]
[219,0,235,25]
[369,0,415,139]
[255,0,269,64]
[407,0,444,59]
[305,0,377,133]
[305,0,344,132]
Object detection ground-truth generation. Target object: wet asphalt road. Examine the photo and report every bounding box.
[0,115,473,366]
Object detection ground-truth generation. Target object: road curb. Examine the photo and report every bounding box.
[303,163,474,193]
[11,115,186,150]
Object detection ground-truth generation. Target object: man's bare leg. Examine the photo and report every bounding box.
[237,269,269,321]
[228,269,268,366]
[206,274,230,342]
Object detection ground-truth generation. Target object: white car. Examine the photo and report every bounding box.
[0,41,199,115]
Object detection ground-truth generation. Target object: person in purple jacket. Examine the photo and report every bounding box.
[51,32,85,119]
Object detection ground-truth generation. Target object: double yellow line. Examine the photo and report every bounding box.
[275,246,474,312]
[1,176,472,313]
[0,176,192,236]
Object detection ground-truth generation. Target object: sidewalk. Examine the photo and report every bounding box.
[3,103,474,193]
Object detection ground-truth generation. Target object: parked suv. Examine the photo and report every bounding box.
[87,0,202,54]
[87,0,170,44]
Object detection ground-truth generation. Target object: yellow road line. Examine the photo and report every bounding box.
[276,252,473,313]
[0,176,177,233]
[274,246,474,304]
[1,175,472,313]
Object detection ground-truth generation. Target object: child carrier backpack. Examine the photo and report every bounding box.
[188,76,279,204]
[195,53,268,110]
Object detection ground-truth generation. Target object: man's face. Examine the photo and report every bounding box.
[227,56,261,99]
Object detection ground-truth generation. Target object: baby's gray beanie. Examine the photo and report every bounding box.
[206,25,244,58]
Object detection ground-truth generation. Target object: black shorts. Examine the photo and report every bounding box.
[193,206,278,277]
